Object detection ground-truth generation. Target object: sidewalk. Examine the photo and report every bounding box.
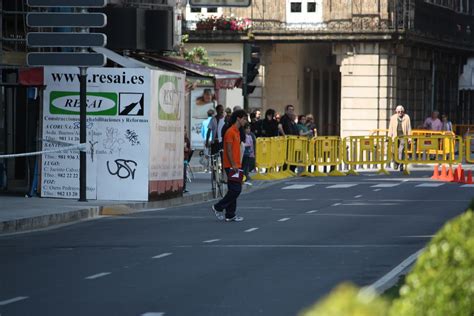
[0,171,269,235]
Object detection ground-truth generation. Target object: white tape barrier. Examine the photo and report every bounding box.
[0,143,87,159]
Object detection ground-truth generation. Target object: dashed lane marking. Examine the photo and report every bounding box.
[354,195,363,198]
[373,189,381,192]
[340,202,400,206]
[0,296,29,306]
[371,183,400,188]
[152,253,172,259]
[278,218,291,222]
[297,198,312,201]
[281,184,314,190]
[461,184,474,188]
[203,239,220,243]
[332,203,342,206]
[415,183,445,187]
[141,313,165,316]
[85,272,111,280]
[400,235,435,238]
[326,184,358,189]
[306,210,319,214]
[245,228,259,233]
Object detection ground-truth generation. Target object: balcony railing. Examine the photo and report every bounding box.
[184,0,474,46]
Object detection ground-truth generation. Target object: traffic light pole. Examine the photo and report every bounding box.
[79,66,87,201]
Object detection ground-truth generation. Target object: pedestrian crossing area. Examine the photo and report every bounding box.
[281,182,474,190]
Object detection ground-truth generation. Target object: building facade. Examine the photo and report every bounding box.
[184,0,474,137]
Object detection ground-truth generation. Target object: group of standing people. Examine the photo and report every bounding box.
[422,110,453,132]
[250,105,318,138]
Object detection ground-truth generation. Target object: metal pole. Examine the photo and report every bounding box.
[79,66,87,201]
[78,6,88,202]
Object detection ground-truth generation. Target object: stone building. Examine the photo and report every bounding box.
[185,0,474,137]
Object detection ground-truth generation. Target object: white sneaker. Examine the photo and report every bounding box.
[225,216,244,222]
[211,205,224,221]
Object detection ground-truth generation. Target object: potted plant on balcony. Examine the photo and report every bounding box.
[195,15,252,32]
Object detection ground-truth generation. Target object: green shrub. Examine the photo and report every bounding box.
[300,283,389,316]
[390,210,474,316]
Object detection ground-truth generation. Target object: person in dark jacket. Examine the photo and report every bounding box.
[278,104,299,136]
[255,108,279,137]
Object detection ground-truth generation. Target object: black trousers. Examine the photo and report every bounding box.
[214,168,242,219]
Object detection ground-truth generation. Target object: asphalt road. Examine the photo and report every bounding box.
[1,171,472,316]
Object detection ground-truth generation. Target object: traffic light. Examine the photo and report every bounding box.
[244,44,260,95]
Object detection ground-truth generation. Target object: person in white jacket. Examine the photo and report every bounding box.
[388,105,412,172]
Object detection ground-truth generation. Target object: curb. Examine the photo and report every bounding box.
[361,248,424,295]
[0,206,101,235]
[0,179,281,235]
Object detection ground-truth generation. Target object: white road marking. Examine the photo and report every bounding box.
[371,183,400,188]
[0,296,29,306]
[245,228,259,233]
[354,195,363,198]
[326,184,358,189]
[373,189,381,192]
[461,184,474,187]
[341,202,399,206]
[85,272,111,280]
[415,183,445,187]
[306,210,319,214]
[203,244,410,248]
[278,218,290,222]
[141,313,165,316]
[239,206,272,209]
[203,239,220,243]
[273,198,288,201]
[152,253,172,259]
[349,199,469,202]
[282,184,314,190]
[362,249,424,294]
[315,213,393,217]
[297,198,312,201]
[332,203,342,206]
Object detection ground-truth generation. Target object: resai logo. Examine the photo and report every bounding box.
[158,75,180,121]
[50,91,117,116]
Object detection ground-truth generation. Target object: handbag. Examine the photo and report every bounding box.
[227,169,244,183]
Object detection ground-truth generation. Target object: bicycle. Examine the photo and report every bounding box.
[209,150,226,198]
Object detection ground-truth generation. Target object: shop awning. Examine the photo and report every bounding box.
[132,54,242,90]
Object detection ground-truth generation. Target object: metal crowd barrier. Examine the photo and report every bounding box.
[272,136,290,178]
[395,134,462,174]
[253,132,470,180]
[285,136,309,176]
[302,136,345,176]
[343,136,392,175]
[466,135,474,164]
[253,137,275,180]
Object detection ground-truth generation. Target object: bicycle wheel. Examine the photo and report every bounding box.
[216,156,226,197]
[210,157,219,198]
[216,165,224,198]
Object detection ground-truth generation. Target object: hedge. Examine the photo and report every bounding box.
[390,209,474,316]
[301,207,474,316]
